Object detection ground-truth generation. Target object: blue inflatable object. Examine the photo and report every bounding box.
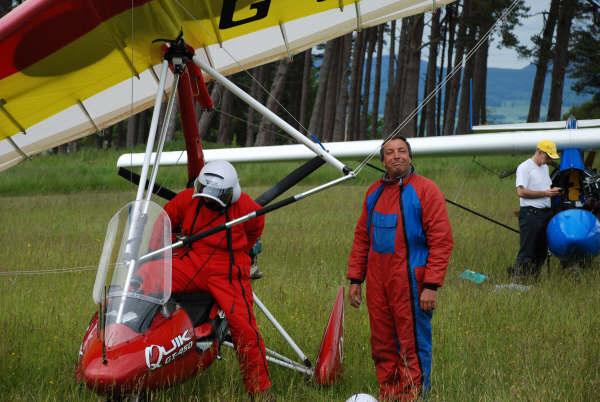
[547,209,600,260]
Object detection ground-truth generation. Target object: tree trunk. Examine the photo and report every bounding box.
[245,65,265,146]
[385,21,411,137]
[255,60,290,146]
[347,31,367,139]
[68,140,78,153]
[400,14,425,137]
[308,40,336,137]
[457,10,478,135]
[96,131,104,149]
[135,109,149,145]
[382,20,397,137]
[126,114,137,148]
[216,89,234,145]
[198,83,223,139]
[443,0,469,135]
[299,50,312,130]
[528,0,559,122]
[165,101,178,142]
[321,40,341,142]
[105,125,113,149]
[360,27,377,140]
[332,34,353,142]
[370,24,385,139]
[423,9,441,137]
[441,2,458,135]
[547,0,577,121]
[473,37,489,126]
[117,120,127,149]
[456,57,474,134]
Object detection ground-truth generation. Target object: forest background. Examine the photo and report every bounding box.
[1,0,599,156]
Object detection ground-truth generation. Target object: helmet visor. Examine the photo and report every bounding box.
[193,180,233,207]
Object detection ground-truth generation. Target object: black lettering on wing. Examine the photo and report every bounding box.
[219,0,272,29]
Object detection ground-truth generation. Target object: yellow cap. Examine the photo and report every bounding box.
[537,139,559,159]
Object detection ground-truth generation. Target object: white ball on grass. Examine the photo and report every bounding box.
[345,394,378,402]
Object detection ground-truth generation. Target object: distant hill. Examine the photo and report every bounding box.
[364,57,593,124]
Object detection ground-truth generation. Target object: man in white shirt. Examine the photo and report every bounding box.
[509,139,562,278]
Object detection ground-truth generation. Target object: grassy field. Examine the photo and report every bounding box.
[1,149,599,401]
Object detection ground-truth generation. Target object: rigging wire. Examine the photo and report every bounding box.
[0,266,97,276]
[212,107,298,144]
[454,156,476,202]
[128,0,136,198]
[352,0,522,176]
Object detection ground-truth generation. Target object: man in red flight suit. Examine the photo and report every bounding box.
[144,160,271,396]
[347,135,453,401]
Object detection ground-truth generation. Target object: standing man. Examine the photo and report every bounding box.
[509,139,561,278]
[347,135,453,401]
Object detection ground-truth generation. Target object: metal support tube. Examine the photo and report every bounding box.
[0,99,27,135]
[145,74,180,204]
[6,137,29,160]
[77,100,101,134]
[264,346,300,366]
[192,55,350,174]
[264,356,313,376]
[138,173,355,263]
[117,60,170,323]
[253,292,309,365]
[135,59,169,203]
[222,341,313,376]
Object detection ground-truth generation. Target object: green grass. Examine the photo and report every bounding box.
[1,150,599,401]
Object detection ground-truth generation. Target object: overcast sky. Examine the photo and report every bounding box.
[419,0,550,70]
[487,0,548,69]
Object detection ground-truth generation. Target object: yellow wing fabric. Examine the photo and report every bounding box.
[0,0,454,171]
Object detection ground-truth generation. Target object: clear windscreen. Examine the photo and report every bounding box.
[93,200,172,308]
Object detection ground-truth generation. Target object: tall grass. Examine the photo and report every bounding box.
[1,150,598,401]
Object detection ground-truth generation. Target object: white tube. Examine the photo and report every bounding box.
[145,74,180,204]
[253,292,309,364]
[135,59,170,202]
[192,55,349,174]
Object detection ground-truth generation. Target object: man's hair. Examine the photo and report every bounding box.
[380,135,413,160]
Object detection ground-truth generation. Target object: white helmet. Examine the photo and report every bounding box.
[193,160,241,207]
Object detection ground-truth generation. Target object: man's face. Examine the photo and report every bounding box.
[536,149,553,165]
[382,139,412,178]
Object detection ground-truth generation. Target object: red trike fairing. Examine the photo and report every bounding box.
[77,200,223,395]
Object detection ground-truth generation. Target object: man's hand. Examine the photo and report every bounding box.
[546,187,562,197]
[517,185,563,199]
[420,288,437,312]
[349,283,363,308]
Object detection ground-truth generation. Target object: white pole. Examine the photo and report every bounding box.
[253,292,310,366]
[136,59,170,202]
[117,59,170,323]
[192,55,350,175]
[145,74,180,204]
[222,341,313,376]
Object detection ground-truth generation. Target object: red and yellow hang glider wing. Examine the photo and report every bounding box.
[0,0,454,171]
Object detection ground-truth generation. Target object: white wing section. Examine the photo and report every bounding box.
[473,119,600,133]
[0,0,455,172]
[117,126,600,168]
